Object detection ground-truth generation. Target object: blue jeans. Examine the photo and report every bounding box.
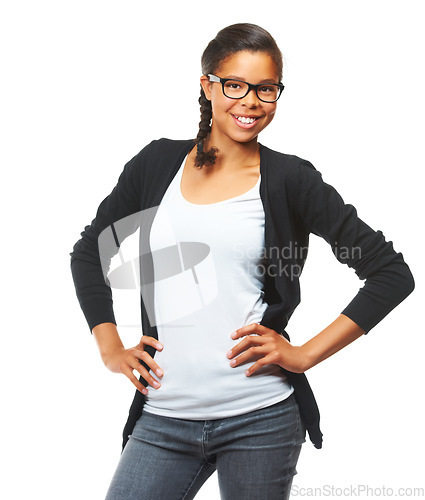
[105,393,306,499]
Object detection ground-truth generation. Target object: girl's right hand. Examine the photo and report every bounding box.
[102,336,164,395]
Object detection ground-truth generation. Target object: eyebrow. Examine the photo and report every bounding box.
[224,75,279,84]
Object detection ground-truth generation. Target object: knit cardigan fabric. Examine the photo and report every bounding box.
[70,138,415,450]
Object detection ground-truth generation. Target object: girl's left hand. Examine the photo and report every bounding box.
[227,323,308,375]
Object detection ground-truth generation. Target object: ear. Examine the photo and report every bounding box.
[200,75,212,101]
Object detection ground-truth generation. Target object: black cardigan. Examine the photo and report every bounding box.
[70,138,415,450]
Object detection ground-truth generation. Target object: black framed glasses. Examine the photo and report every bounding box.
[208,74,284,103]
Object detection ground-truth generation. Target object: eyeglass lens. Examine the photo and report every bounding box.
[223,80,280,102]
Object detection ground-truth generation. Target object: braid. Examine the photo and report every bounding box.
[194,85,218,168]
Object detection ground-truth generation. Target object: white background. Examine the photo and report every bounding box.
[1,1,424,499]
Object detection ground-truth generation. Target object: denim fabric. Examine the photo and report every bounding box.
[105,393,306,500]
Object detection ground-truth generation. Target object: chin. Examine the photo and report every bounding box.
[231,131,261,144]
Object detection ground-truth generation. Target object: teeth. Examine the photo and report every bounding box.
[236,116,256,124]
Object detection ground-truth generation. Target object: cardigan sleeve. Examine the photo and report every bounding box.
[69,141,155,332]
[296,159,414,333]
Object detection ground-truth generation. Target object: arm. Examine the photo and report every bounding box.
[70,141,165,393]
[228,159,414,374]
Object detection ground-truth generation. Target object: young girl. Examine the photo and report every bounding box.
[70,23,414,500]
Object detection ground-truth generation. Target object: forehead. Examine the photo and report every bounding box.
[216,51,279,82]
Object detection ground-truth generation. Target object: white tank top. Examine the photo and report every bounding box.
[143,155,293,419]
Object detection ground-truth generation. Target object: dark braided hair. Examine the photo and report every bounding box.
[194,87,218,168]
[194,23,283,169]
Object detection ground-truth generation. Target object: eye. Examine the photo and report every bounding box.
[225,82,242,90]
[258,85,275,93]
[222,80,248,98]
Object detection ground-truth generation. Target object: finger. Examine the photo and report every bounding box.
[129,356,162,389]
[230,323,268,340]
[227,335,269,359]
[122,366,149,395]
[245,353,279,377]
[131,348,164,378]
[139,335,163,351]
[228,344,270,368]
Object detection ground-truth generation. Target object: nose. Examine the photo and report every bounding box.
[240,88,260,107]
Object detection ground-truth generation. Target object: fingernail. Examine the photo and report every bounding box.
[226,350,232,358]
[156,369,163,377]
[245,370,250,377]
[231,331,237,339]
[230,359,236,366]
[152,381,161,389]
[156,343,163,349]
[142,388,148,395]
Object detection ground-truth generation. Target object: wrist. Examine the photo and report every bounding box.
[102,344,125,364]
[296,315,365,372]
[284,345,312,373]
[297,343,316,372]
[92,322,125,365]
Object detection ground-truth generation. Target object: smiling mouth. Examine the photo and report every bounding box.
[232,115,260,124]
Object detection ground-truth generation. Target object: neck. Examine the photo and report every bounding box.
[203,131,260,172]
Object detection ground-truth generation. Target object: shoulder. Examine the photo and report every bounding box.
[260,143,320,197]
[260,143,317,176]
[124,138,194,176]
[260,144,336,215]
[135,137,194,159]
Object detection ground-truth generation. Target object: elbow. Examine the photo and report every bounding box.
[372,259,415,310]
[391,259,415,304]
[400,264,415,300]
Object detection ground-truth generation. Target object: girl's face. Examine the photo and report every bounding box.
[200,51,280,147]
